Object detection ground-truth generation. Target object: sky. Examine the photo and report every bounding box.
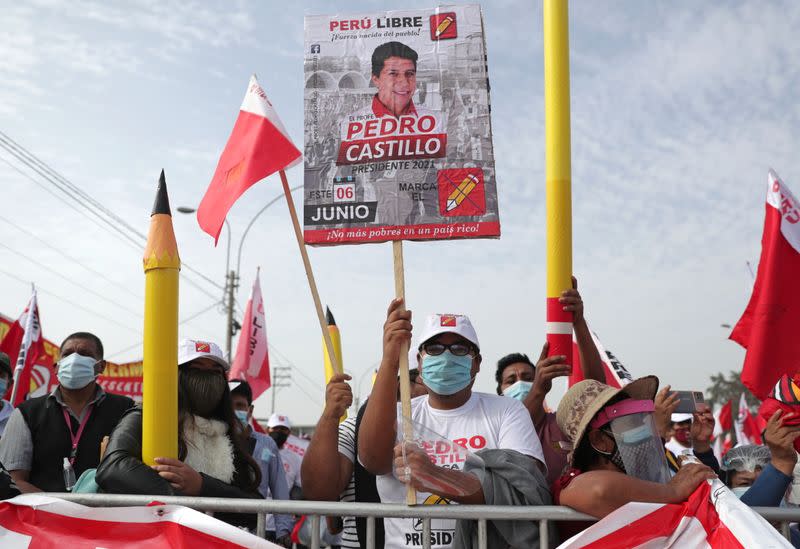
[1,0,799,426]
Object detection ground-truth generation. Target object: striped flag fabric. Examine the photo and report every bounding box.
[557,480,791,548]
[0,494,279,548]
[0,289,44,406]
[197,75,302,244]
[730,170,800,399]
[568,329,633,388]
[230,269,271,401]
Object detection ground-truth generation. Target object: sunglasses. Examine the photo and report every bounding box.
[421,342,476,357]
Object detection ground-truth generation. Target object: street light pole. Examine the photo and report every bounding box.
[225,269,239,361]
[177,184,303,362]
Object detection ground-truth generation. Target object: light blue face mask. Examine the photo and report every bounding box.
[731,486,750,499]
[57,353,98,390]
[421,351,473,396]
[0,378,7,399]
[235,409,249,426]
[503,380,533,402]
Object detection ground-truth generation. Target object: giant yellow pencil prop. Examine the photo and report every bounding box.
[142,170,180,465]
[323,306,346,421]
[322,306,343,383]
[544,0,573,364]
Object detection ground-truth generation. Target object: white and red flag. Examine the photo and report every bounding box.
[730,169,800,399]
[558,480,791,548]
[0,289,44,406]
[197,75,302,243]
[0,494,279,547]
[230,269,271,401]
[711,400,733,461]
[734,393,763,446]
[568,329,633,388]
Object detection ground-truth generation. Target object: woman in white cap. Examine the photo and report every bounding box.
[552,376,716,540]
[96,339,262,524]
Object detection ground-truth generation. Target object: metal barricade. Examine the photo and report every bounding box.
[41,493,800,548]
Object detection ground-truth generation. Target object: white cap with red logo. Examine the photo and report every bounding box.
[415,313,479,351]
[267,413,291,429]
[177,339,230,372]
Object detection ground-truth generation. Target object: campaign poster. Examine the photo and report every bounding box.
[303,5,500,245]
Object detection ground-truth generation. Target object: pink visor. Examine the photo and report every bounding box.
[590,399,655,429]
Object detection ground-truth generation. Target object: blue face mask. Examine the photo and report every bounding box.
[503,380,532,402]
[235,409,249,426]
[421,351,473,396]
[57,353,98,390]
[0,378,7,399]
[731,486,750,499]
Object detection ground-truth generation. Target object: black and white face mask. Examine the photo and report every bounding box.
[180,367,226,417]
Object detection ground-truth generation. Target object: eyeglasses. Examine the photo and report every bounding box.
[421,342,476,357]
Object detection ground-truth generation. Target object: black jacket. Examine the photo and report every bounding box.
[96,407,260,500]
[18,390,133,492]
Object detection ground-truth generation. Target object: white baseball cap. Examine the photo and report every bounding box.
[178,339,230,372]
[415,313,479,351]
[671,413,693,423]
[267,413,291,429]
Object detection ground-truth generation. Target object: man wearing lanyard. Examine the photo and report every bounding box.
[0,332,134,492]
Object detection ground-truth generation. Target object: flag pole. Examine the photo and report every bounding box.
[279,170,343,383]
[9,285,36,406]
[393,240,416,505]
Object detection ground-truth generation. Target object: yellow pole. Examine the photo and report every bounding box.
[323,306,346,421]
[142,170,180,465]
[544,0,574,365]
[323,306,343,384]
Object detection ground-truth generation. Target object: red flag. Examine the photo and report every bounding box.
[731,169,800,399]
[0,290,44,406]
[716,399,733,432]
[568,329,633,388]
[197,75,302,243]
[230,270,271,401]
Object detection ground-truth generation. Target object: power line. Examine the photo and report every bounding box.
[0,214,142,300]
[0,241,143,316]
[0,151,221,302]
[0,131,224,292]
[268,342,323,397]
[105,300,222,359]
[0,154,142,252]
[0,268,141,334]
[0,136,146,248]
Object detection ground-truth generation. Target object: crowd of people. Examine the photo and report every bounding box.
[0,279,797,548]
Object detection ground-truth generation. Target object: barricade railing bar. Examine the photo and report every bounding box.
[40,493,799,548]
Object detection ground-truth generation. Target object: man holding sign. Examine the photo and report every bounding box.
[358,300,547,549]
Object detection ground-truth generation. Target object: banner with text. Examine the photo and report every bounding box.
[303,5,499,245]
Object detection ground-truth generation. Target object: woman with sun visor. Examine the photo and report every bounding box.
[551,376,717,539]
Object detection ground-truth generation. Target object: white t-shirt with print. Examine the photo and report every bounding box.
[279,447,303,490]
[377,392,544,549]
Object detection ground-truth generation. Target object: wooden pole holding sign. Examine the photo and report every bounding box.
[279,170,344,391]
[544,0,574,365]
[392,240,416,505]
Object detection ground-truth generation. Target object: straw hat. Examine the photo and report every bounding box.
[556,376,659,465]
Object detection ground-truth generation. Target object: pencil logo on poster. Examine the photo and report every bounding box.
[430,13,457,40]
[438,168,486,216]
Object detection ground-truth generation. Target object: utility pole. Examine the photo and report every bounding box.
[271,366,292,414]
[225,269,239,362]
